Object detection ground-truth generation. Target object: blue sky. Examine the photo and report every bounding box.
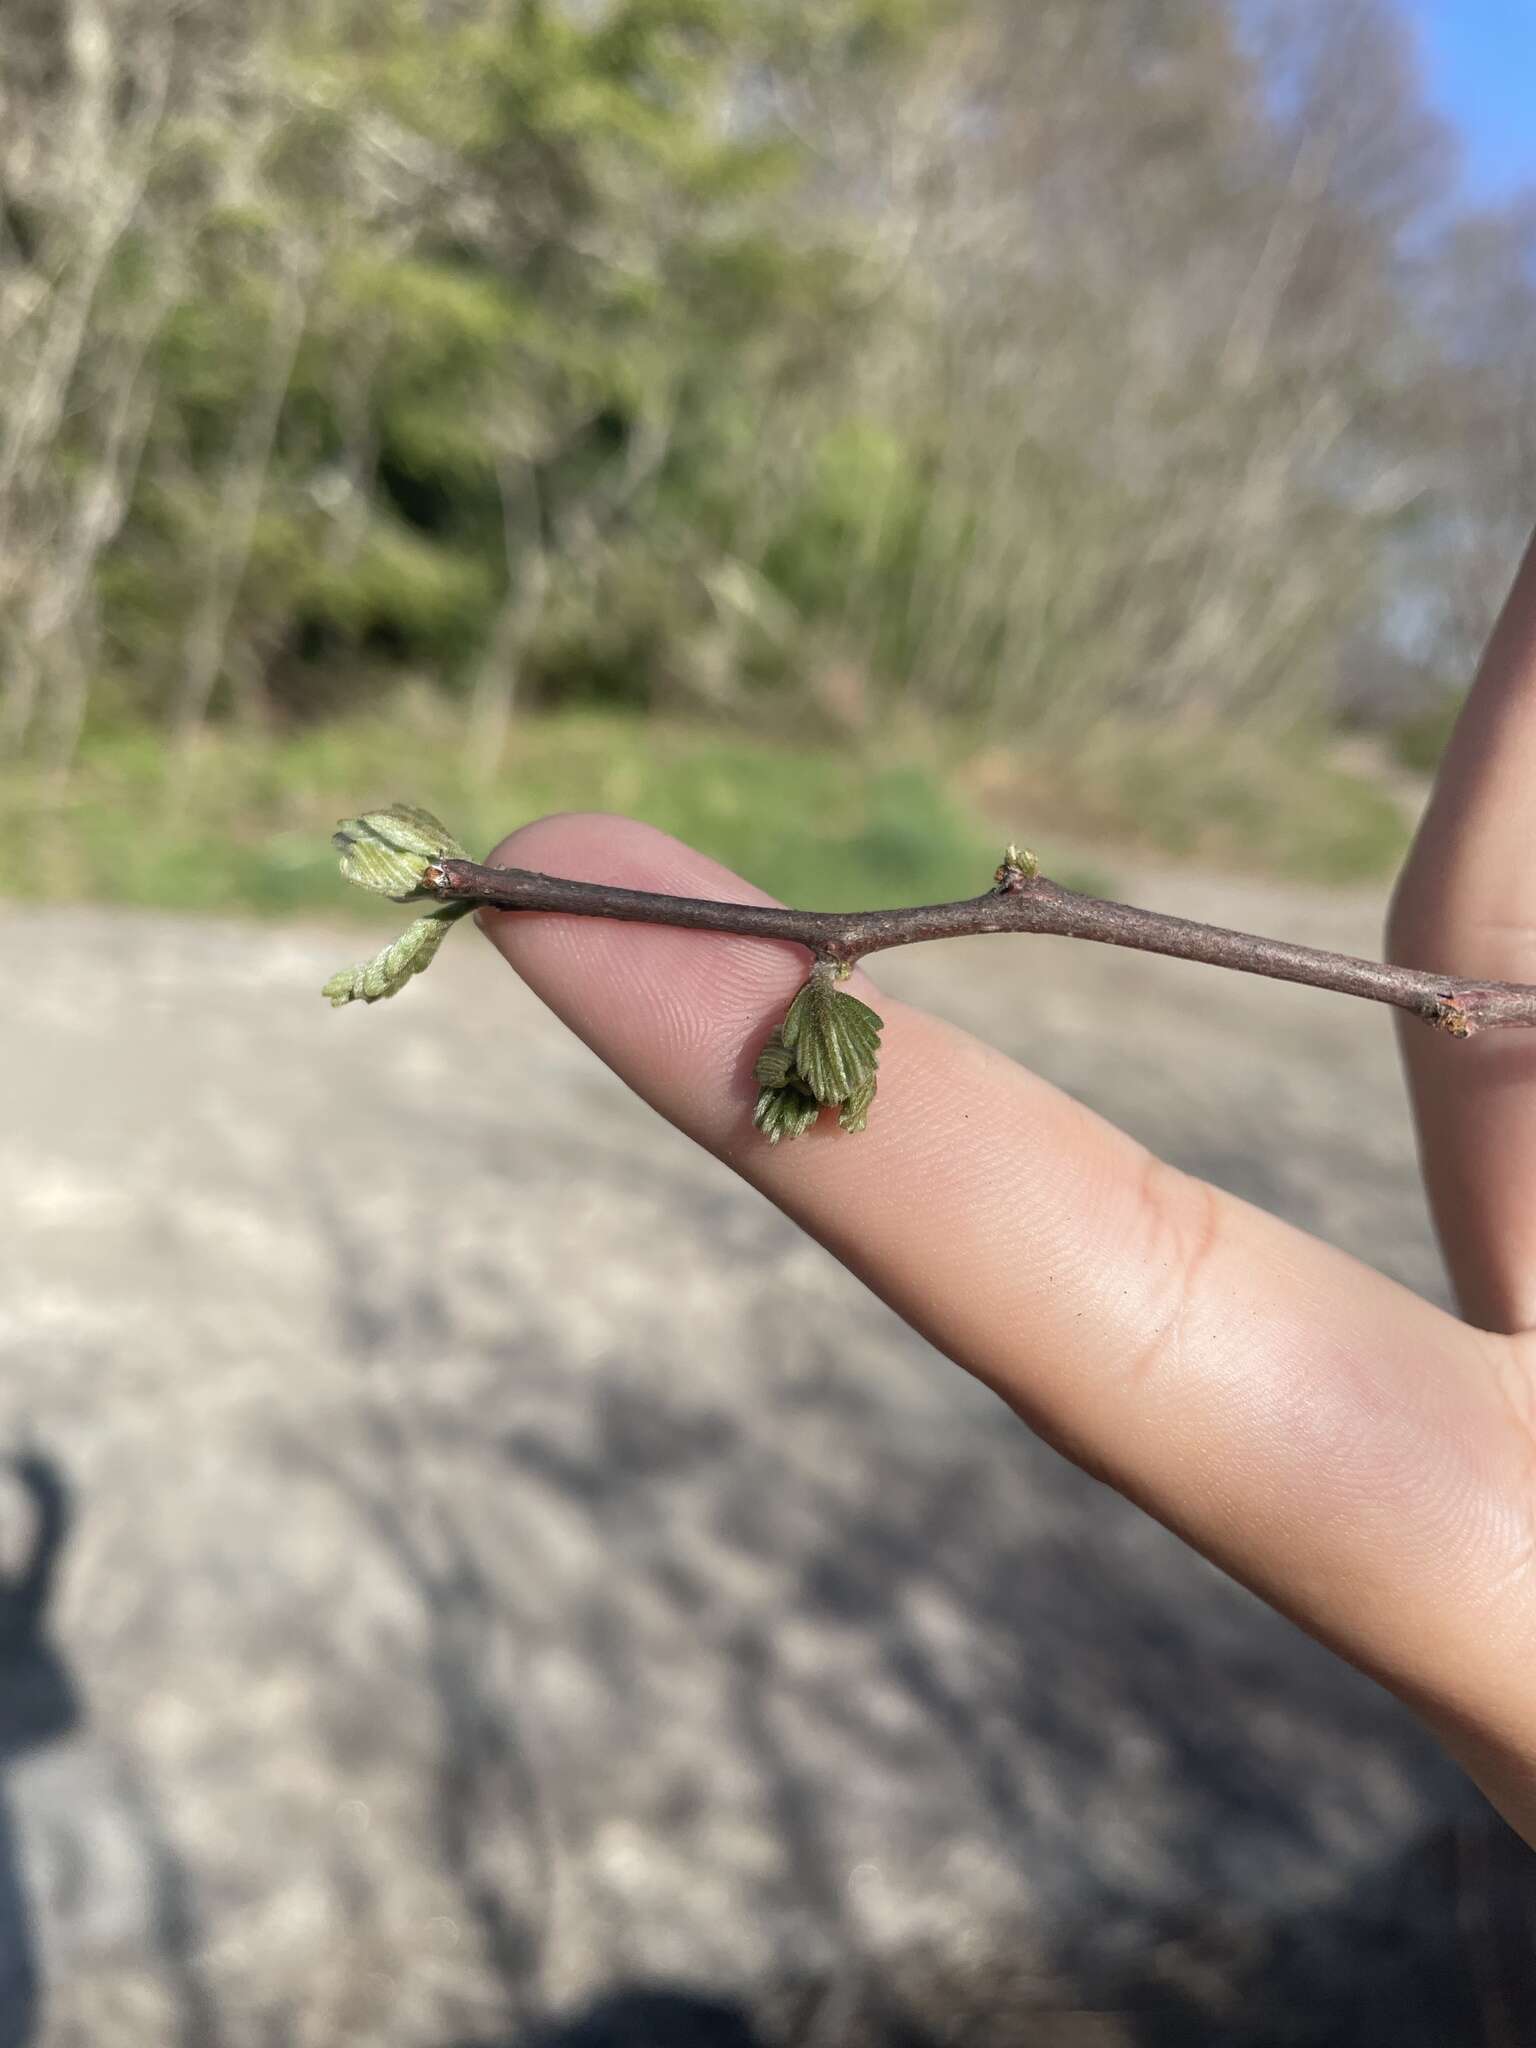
[1408,0,1536,197]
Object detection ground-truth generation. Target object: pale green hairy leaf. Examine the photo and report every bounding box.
[781,976,883,1105]
[753,1080,822,1145]
[838,1074,877,1134]
[753,1031,796,1090]
[751,968,884,1138]
[323,901,474,1007]
[333,803,469,902]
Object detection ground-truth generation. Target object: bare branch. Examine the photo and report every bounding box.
[429,856,1534,1039]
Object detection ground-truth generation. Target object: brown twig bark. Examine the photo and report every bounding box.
[428,857,1536,1040]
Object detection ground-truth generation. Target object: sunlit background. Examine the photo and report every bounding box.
[2,0,1533,905]
[3,4,1536,2044]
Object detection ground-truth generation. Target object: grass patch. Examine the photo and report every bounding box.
[966,722,1410,885]
[0,710,1016,919]
[1391,694,1462,776]
[1,707,1410,926]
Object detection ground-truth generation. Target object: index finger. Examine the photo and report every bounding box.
[1389,529,1536,1332]
[480,814,1532,1735]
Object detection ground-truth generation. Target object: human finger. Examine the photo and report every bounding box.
[1389,530,1536,1331]
[478,813,1536,1777]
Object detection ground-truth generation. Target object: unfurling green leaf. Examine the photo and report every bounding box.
[781,973,883,1105]
[323,901,474,1007]
[838,1074,878,1134]
[751,964,885,1140]
[753,1031,796,1090]
[753,1079,822,1145]
[333,803,469,902]
[994,842,1039,892]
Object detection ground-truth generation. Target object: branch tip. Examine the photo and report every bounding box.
[329,801,1536,1144]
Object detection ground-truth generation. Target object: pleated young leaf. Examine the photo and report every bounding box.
[838,1074,878,1135]
[753,1031,797,1090]
[333,803,469,902]
[753,1080,822,1144]
[323,901,474,1006]
[781,975,883,1106]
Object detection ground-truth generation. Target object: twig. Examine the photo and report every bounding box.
[429,857,1532,1039]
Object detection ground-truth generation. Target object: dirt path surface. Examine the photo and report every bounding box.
[1,872,1529,2045]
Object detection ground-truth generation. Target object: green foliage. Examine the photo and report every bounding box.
[323,902,474,1006]
[332,804,468,899]
[980,725,1411,885]
[323,800,476,1008]
[0,710,1011,917]
[1,694,1418,929]
[1392,695,1463,776]
[7,0,1512,794]
[751,1051,824,1144]
[51,0,935,739]
[753,968,885,1140]
[782,972,883,1105]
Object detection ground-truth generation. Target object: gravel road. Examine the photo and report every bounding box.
[1,869,1532,2046]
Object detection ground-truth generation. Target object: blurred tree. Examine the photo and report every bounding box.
[0,0,1530,765]
[1409,195,1536,694]
[117,0,932,762]
[0,0,180,766]
[784,0,1477,737]
[3,0,932,761]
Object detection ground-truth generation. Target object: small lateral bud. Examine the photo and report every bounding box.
[994,843,1039,893]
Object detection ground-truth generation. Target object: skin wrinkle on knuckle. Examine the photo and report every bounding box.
[485,816,849,1046]
[1388,841,1536,971]
[1400,909,1536,983]
[1488,1336,1536,1578]
[1498,1329,1536,1441]
[1108,1149,1228,1406]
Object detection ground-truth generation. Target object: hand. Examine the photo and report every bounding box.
[478,531,1536,1844]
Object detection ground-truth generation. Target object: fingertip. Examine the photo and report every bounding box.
[473,812,833,1106]
[482,811,757,900]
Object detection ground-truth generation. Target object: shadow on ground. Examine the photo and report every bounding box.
[291,1324,1534,2048]
[446,1816,1536,2047]
[0,1456,77,2048]
[7,907,1536,2043]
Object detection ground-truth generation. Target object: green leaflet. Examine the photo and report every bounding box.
[753,1080,822,1144]
[837,1074,877,1134]
[781,975,883,1105]
[324,802,474,1008]
[753,1031,796,1090]
[323,900,474,1006]
[751,967,884,1140]
[333,803,469,902]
